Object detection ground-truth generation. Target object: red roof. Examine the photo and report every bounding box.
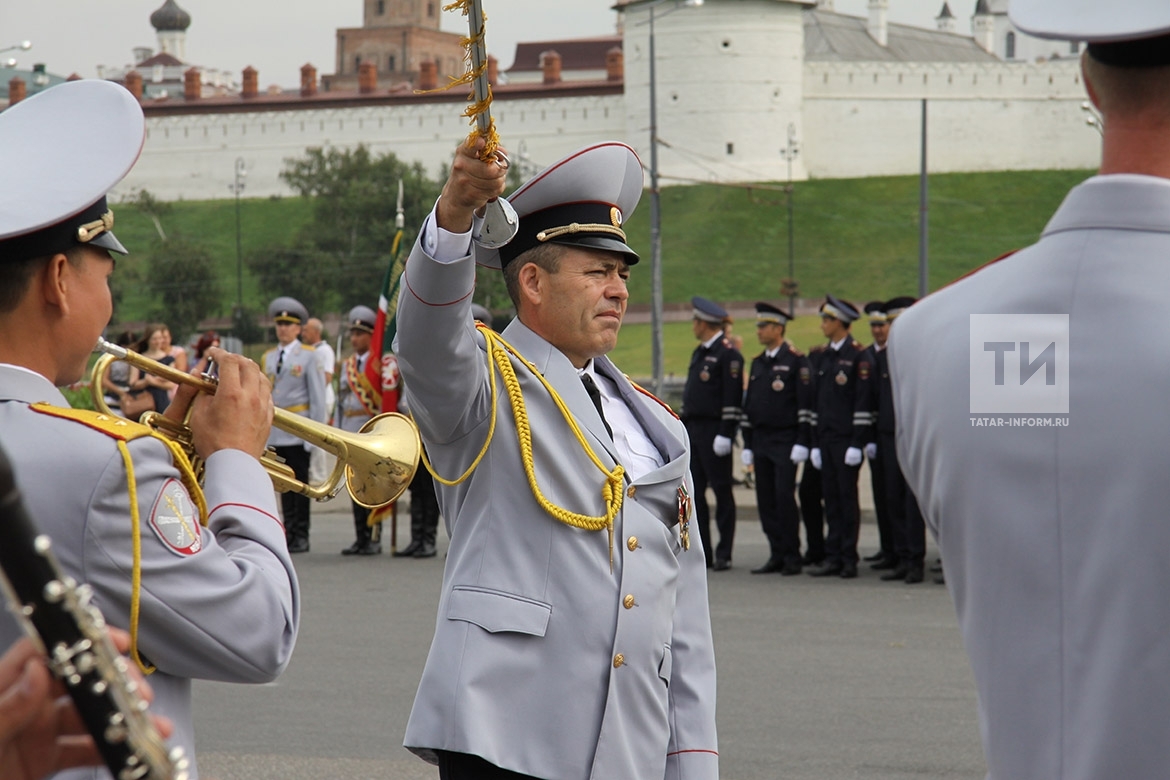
[506,36,621,73]
[136,52,185,68]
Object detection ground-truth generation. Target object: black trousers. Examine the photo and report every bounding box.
[408,466,440,546]
[819,438,861,565]
[274,444,311,543]
[869,445,895,560]
[752,427,801,566]
[351,500,373,544]
[436,750,540,780]
[685,418,736,566]
[880,431,925,565]
[797,461,825,563]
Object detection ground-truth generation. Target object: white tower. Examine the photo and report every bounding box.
[936,2,957,33]
[867,0,889,47]
[150,0,191,62]
[971,0,996,54]
[623,0,812,186]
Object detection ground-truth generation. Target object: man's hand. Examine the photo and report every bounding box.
[177,348,274,459]
[0,631,173,780]
[713,435,732,457]
[436,139,510,234]
[844,447,863,467]
[810,448,822,470]
[741,449,753,467]
[790,444,809,464]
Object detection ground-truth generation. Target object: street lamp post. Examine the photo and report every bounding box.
[229,158,247,314]
[0,41,31,56]
[780,122,800,314]
[645,0,702,396]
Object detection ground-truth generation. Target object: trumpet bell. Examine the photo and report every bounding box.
[345,413,422,508]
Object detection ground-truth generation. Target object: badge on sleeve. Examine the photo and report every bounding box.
[149,479,203,556]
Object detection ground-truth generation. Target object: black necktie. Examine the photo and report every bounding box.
[580,373,612,439]
[276,348,285,375]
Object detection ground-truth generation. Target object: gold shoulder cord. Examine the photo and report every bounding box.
[118,434,209,675]
[419,325,626,568]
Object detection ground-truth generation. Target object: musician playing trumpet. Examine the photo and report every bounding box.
[0,80,300,780]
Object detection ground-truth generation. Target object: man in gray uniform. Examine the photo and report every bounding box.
[0,80,299,780]
[396,140,718,779]
[337,304,383,555]
[262,297,327,553]
[890,2,1170,776]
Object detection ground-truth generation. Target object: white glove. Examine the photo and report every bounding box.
[790,444,809,464]
[845,447,863,467]
[810,448,822,470]
[713,435,732,457]
[741,449,754,467]
[865,442,878,460]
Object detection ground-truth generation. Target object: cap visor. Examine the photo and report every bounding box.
[88,230,128,255]
[550,235,640,265]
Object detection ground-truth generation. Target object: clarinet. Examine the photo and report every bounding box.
[0,443,189,780]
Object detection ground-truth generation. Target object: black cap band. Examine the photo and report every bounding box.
[1088,32,1170,68]
[498,202,638,268]
[0,197,120,263]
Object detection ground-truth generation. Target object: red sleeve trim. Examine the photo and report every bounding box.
[404,272,474,308]
[208,502,284,530]
[666,749,719,757]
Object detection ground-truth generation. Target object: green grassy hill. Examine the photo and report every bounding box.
[109,168,1092,375]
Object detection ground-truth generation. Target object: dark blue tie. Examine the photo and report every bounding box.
[581,373,612,439]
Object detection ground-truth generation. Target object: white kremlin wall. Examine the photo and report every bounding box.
[115,3,1101,204]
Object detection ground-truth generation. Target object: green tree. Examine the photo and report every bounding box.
[280,145,442,307]
[144,236,222,341]
[244,246,335,317]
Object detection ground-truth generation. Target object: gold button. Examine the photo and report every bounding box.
[613,653,625,668]
[627,485,637,498]
[627,536,638,552]
[623,594,635,609]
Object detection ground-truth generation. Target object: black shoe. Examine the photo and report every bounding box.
[288,538,310,554]
[712,559,731,571]
[412,541,437,558]
[904,565,925,584]
[393,540,422,558]
[801,553,824,567]
[839,562,858,579]
[780,562,803,576]
[863,551,886,562]
[341,541,365,556]
[871,557,898,571]
[357,541,383,556]
[880,563,909,581]
[751,559,783,574]
[807,561,843,577]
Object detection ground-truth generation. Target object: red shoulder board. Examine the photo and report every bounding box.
[787,343,805,357]
[629,379,680,420]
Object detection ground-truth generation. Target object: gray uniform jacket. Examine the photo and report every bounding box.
[337,352,374,434]
[0,366,300,780]
[262,340,327,448]
[889,174,1170,780]
[396,239,719,780]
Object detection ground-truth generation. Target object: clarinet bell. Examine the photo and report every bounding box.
[477,196,518,249]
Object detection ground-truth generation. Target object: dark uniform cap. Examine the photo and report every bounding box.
[863,300,888,325]
[692,296,729,324]
[470,303,492,324]
[884,296,917,321]
[820,294,860,324]
[268,296,308,325]
[1010,0,1170,67]
[346,305,377,334]
[754,302,792,326]
[0,80,144,263]
[478,142,644,270]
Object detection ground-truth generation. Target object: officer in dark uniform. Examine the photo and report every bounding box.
[861,300,898,571]
[681,296,744,570]
[807,295,873,579]
[740,303,812,575]
[877,296,926,583]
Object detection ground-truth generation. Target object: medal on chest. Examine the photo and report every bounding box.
[699,369,710,382]
[835,370,848,386]
[677,484,692,550]
[772,377,785,392]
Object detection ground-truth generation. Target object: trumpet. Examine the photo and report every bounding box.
[90,338,420,508]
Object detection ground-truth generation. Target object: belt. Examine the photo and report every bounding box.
[282,403,309,413]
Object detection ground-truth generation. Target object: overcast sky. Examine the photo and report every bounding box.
[3,1,964,86]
